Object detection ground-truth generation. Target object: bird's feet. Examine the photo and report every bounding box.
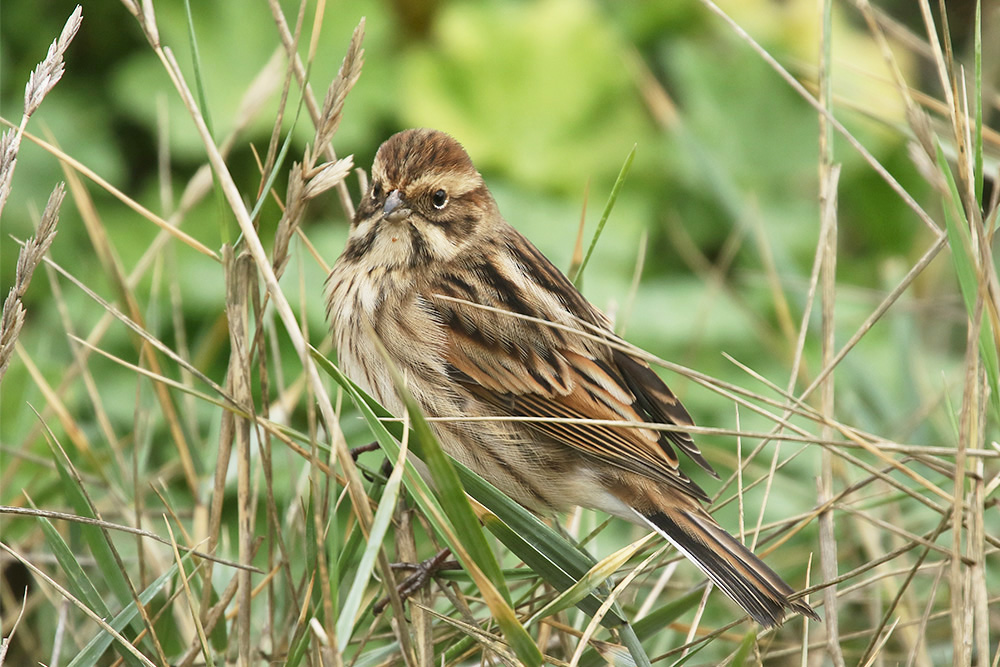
[373,548,458,615]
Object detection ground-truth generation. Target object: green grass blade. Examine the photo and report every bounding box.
[378,398,544,665]
[973,0,984,208]
[247,121,299,225]
[730,629,759,667]
[313,348,512,598]
[66,560,182,667]
[45,435,151,649]
[617,622,653,667]
[35,514,109,617]
[577,589,702,667]
[311,348,543,666]
[466,472,626,625]
[351,643,404,667]
[312,345,630,631]
[935,142,1000,415]
[285,610,314,667]
[334,515,366,592]
[303,488,319,603]
[629,588,703,637]
[35,514,145,667]
[335,428,408,646]
[526,535,654,624]
[314,347,656,664]
[403,402,512,601]
[478,512,615,622]
[571,144,637,287]
[183,0,213,138]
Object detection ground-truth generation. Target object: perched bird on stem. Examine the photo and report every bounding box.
[327,128,818,627]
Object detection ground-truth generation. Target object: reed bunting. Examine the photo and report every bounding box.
[326,128,817,627]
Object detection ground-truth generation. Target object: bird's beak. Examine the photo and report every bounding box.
[382,189,411,222]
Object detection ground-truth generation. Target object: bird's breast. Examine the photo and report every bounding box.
[327,259,451,413]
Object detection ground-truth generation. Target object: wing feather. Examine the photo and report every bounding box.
[431,308,711,500]
[425,232,716,502]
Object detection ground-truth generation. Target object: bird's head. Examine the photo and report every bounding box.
[347,128,500,268]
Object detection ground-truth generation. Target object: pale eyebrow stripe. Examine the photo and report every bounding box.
[408,171,480,197]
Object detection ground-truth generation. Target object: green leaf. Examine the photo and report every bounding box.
[183,0,212,137]
[351,643,404,667]
[35,514,109,618]
[527,534,655,623]
[973,0,984,208]
[35,514,145,667]
[335,428,408,645]
[466,476,626,626]
[571,144,637,287]
[285,611,314,667]
[67,559,182,667]
[629,588,703,636]
[403,399,513,601]
[46,436,150,658]
[730,628,759,667]
[577,589,702,667]
[936,141,1000,416]
[314,350,627,625]
[304,488,319,605]
[334,515,366,592]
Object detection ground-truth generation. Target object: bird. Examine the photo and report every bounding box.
[326,128,818,627]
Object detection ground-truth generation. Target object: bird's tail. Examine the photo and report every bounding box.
[639,507,819,628]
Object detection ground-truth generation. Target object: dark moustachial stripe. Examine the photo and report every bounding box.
[407,223,432,267]
[352,197,377,227]
[343,225,379,262]
[430,190,485,242]
[428,210,476,243]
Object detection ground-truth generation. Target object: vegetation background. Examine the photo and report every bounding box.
[1,0,996,665]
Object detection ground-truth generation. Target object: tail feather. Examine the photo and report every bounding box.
[639,508,819,628]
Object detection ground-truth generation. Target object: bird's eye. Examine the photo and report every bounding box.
[432,189,448,210]
[371,182,382,200]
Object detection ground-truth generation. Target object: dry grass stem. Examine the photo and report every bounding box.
[315,19,365,156]
[0,185,64,383]
[0,6,81,216]
[2,1,996,664]
[267,0,358,219]
[22,6,82,117]
[0,542,158,667]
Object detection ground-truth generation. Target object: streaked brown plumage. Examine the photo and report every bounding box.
[327,128,818,627]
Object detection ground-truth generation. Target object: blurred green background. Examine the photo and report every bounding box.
[3,0,960,445]
[2,0,995,662]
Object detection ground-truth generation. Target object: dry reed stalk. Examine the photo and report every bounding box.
[0,186,64,383]
[0,7,81,384]
[0,6,81,217]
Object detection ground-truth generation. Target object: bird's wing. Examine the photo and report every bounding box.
[426,249,717,502]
